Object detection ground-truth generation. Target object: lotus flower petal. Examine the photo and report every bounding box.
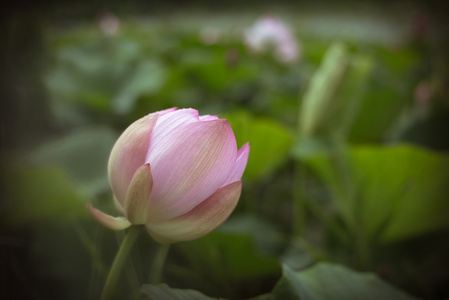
[146,119,237,221]
[108,114,158,207]
[223,143,250,185]
[199,115,219,121]
[113,196,125,214]
[148,109,200,151]
[87,203,132,230]
[146,181,242,243]
[124,163,153,224]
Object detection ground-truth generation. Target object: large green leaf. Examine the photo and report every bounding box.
[272,263,419,300]
[304,144,449,243]
[226,110,293,180]
[142,263,419,300]
[141,284,271,300]
[141,284,219,300]
[351,145,449,243]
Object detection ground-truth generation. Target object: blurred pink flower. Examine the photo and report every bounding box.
[98,12,120,36]
[244,16,300,63]
[88,108,249,243]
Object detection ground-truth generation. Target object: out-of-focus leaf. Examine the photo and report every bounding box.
[281,244,315,271]
[181,48,258,92]
[304,145,449,243]
[318,54,374,138]
[347,47,420,143]
[351,145,449,243]
[291,136,330,159]
[141,284,271,300]
[182,231,280,281]
[226,110,293,180]
[29,127,118,195]
[272,263,420,300]
[172,231,280,299]
[245,119,293,180]
[45,39,166,117]
[113,59,167,114]
[220,214,285,255]
[5,165,88,224]
[141,284,219,300]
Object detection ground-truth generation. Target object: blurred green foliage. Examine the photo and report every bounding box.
[226,110,293,180]
[272,263,420,300]
[303,145,449,243]
[2,2,449,300]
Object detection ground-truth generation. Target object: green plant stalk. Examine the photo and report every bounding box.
[298,42,348,137]
[101,226,141,300]
[149,243,170,284]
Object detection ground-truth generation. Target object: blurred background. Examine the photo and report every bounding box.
[1,0,449,299]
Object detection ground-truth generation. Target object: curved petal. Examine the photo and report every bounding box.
[199,115,219,121]
[146,108,200,161]
[124,163,153,224]
[146,119,238,222]
[223,142,250,185]
[146,181,242,243]
[87,203,131,230]
[114,196,125,214]
[108,114,158,206]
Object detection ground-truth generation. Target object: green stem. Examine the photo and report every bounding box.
[149,243,170,284]
[101,226,141,300]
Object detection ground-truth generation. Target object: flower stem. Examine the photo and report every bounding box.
[149,243,170,284]
[101,226,141,300]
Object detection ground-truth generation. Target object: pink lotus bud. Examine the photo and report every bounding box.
[88,108,249,243]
